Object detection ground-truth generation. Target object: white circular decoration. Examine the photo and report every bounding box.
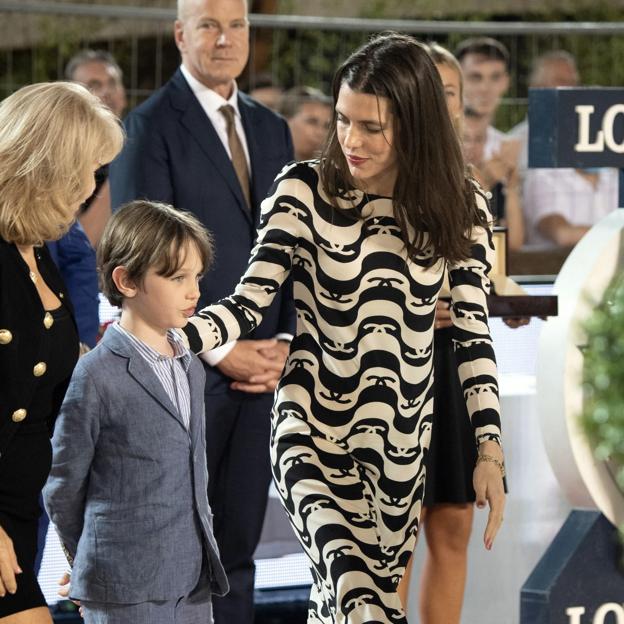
[537,209,624,526]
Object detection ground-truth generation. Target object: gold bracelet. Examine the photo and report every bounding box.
[476,453,506,478]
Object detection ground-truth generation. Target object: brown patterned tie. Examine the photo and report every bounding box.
[219,104,251,210]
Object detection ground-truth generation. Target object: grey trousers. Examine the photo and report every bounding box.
[81,581,213,624]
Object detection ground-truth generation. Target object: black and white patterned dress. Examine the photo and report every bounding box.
[184,161,501,624]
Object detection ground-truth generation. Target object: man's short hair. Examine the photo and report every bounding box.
[278,86,331,120]
[98,200,214,307]
[65,49,124,82]
[454,37,510,70]
[529,50,578,87]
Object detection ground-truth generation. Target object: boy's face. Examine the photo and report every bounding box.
[461,53,509,119]
[128,243,203,332]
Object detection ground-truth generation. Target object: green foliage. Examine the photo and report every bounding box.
[269,27,368,93]
[581,274,624,491]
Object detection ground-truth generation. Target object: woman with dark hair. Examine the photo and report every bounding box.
[182,32,505,624]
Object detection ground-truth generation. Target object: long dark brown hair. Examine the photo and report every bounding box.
[320,32,487,264]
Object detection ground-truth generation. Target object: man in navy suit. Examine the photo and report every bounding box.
[109,1,295,621]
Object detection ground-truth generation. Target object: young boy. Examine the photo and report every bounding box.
[44,200,228,624]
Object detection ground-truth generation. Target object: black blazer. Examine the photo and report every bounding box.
[110,69,296,394]
[0,239,77,460]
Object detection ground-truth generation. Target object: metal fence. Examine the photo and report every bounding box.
[1,1,624,129]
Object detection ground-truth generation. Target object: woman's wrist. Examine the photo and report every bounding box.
[477,439,505,477]
[476,453,506,478]
[478,439,503,459]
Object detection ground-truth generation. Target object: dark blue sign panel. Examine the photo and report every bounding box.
[521,510,624,624]
[529,88,624,169]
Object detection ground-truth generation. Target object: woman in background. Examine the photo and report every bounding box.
[398,44,519,623]
[396,44,481,624]
[0,82,122,623]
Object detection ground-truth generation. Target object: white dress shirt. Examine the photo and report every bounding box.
[523,167,619,247]
[180,64,251,169]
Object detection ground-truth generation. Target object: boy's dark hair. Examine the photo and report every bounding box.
[98,200,213,307]
[454,37,510,70]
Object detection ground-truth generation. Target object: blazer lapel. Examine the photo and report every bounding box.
[169,70,252,223]
[187,359,204,448]
[102,328,186,429]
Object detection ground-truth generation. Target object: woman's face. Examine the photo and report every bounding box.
[436,62,462,129]
[335,83,397,197]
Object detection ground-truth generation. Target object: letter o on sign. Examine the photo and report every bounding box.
[603,104,624,154]
[593,603,624,624]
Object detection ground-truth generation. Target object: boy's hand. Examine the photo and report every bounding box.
[58,572,83,615]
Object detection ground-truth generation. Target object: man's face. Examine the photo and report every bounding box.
[72,61,127,117]
[461,53,509,119]
[175,0,249,99]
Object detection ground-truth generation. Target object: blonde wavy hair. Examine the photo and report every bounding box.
[0,81,124,245]
[426,42,464,135]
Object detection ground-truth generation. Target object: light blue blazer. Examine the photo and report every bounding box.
[43,327,229,603]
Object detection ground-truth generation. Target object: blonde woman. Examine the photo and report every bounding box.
[0,82,122,623]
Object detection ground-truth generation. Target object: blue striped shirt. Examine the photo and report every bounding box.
[112,323,192,430]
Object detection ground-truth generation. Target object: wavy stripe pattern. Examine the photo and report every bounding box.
[185,161,501,624]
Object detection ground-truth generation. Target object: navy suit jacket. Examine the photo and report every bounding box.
[110,70,296,394]
[47,221,99,348]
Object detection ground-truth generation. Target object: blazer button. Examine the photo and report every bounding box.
[0,329,12,345]
[33,362,47,377]
[43,313,54,329]
[11,409,27,422]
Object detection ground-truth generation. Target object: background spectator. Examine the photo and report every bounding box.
[455,37,510,159]
[278,85,332,161]
[463,109,524,250]
[248,72,284,111]
[65,49,127,248]
[509,50,580,179]
[517,51,617,248]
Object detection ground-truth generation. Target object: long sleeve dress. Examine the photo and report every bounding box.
[183,161,501,624]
